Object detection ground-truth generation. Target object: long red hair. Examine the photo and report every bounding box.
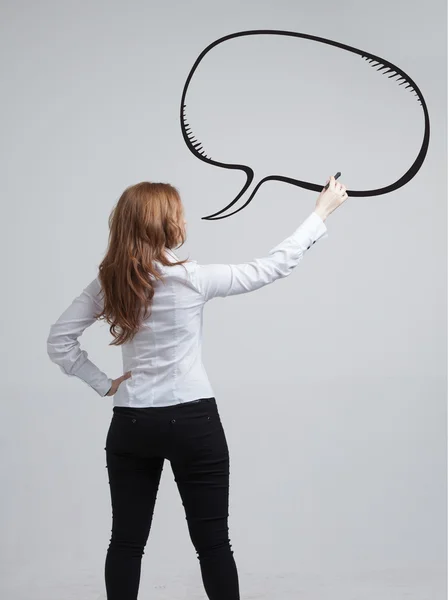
[94,182,189,346]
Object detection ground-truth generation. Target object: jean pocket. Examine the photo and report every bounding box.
[113,409,139,423]
[183,412,212,422]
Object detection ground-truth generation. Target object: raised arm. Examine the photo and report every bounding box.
[190,211,328,302]
[46,277,113,397]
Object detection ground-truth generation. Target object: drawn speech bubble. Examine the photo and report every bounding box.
[180,30,430,220]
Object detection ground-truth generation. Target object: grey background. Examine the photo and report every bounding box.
[1,0,446,599]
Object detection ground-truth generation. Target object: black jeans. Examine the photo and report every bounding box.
[104,397,240,600]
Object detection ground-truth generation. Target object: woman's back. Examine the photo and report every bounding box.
[114,249,213,407]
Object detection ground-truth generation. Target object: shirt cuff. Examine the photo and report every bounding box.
[289,211,328,252]
[66,358,113,397]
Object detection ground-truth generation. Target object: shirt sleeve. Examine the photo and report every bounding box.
[46,277,113,397]
[190,211,328,302]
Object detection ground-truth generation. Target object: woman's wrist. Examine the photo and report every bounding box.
[313,207,328,222]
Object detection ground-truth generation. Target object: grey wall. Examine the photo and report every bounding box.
[1,0,446,599]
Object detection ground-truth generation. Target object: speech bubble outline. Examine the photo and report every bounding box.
[179,29,430,220]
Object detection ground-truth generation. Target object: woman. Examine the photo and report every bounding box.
[46,175,348,600]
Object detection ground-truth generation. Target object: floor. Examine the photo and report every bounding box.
[1,565,445,599]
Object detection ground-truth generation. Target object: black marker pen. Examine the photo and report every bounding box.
[323,171,341,191]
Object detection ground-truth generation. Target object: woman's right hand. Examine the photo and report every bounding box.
[314,175,348,222]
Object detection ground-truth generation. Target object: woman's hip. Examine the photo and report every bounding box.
[106,397,228,459]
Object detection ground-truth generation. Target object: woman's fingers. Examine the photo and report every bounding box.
[119,371,132,382]
[105,372,132,396]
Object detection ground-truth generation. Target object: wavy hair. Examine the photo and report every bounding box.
[94,182,189,346]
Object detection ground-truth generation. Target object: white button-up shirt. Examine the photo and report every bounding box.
[47,211,327,407]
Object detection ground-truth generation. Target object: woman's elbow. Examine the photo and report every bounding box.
[46,327,62,365]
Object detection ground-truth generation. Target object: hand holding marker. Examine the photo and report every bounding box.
[323,171,341,191]
[314,172,348,223]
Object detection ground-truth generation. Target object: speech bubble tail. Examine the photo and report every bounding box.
[202,173,264,220]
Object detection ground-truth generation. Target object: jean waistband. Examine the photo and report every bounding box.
[113,397,215,414]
